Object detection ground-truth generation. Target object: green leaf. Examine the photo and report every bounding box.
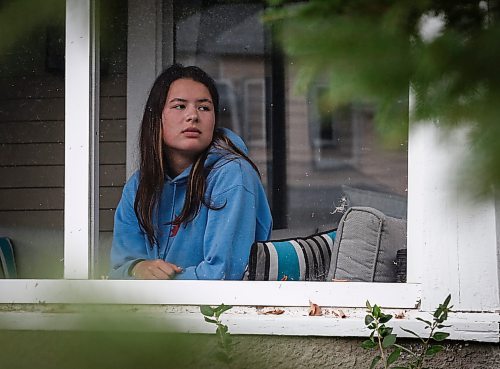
[373,305,381,318]
[380,326,393,337]
[425,344,444,356]
[379,314,393,324]
[415,317,432,326]
[387,347,401,365]
[368,323,377,330]
[370,355,381,369]
[443,294,452,308]
[213,303,233,317]
[216,324,228,336]
[382,334,397,348]
[433,307,443,318]
[437,324,451,329]
[366,300,372,310]
[432,331,450,341]
[204,316,218,324]
[400,327,421,339]
[365,315,375,326]
[200,305,214,317]
[361,339,377,349]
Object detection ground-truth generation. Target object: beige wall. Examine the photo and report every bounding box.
[1,331,499,368]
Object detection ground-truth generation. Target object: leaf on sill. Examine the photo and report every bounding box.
[332,278,349,282]
[394,311,406,319]
[308,301,322,316]
[260,309,285,315]
[333,309,347,318]
[281,275,288,281]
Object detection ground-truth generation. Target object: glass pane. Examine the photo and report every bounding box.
[95,0,128,278]
[0,0,66,278]
[173,0,269,186]
[96,0,407,281]
[285,64,408,232]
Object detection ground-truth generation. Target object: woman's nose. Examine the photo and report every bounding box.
[186,106,199,122]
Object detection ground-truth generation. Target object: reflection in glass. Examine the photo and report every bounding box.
[173,0,269,183]
[95,0,128,278]
[0,0,65,278]
[285,65,408,232]
[172,1,408,235]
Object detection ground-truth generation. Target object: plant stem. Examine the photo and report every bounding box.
[415,323,436,369]
[394,344,418,358]
[377,327,388,369]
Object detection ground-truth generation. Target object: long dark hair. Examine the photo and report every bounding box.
[134,64,260,247]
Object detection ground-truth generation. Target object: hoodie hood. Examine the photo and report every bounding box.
[218,127,248,154]
[170,128,249,182]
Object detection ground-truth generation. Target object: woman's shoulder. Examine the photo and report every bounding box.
[122,170,140,194]
[211,154,256,176]
[207,155,261,194]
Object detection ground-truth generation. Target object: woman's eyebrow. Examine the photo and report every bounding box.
[168,97,213,104]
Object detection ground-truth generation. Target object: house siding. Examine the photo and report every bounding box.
[0,8,126,277]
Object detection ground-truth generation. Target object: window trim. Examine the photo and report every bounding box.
[0,279,498,343]
[63,0,98,279]
[0,280,419,307]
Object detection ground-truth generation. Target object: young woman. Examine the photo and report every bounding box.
[109,64,272,280]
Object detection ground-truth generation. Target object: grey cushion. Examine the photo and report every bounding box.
[327,206,406,282]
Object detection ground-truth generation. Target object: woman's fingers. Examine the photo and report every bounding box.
[133,259,182,280]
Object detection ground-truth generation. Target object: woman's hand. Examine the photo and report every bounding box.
[132,259,182,280]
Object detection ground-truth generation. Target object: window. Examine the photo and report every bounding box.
[243,79,266,148]
[0,0,498,343]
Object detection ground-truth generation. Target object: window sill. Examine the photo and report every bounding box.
[0,279,420,307]
[0,302,498,343]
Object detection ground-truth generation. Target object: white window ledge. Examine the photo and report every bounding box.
[0,280,498,342]
[0,280,419,307]
[0,304,498,343]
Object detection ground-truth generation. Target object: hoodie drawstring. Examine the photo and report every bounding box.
[161,181,177,260]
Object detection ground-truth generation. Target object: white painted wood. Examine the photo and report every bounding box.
[90,1,101,279]
[0,280,420,308]
[408,123,500,311]
[0,307,497,342]
[497,196,500,305]
[64,0,95,279]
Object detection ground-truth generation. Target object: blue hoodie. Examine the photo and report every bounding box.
[109,128,272,280]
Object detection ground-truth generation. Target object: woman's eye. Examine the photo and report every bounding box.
[173,104,185,110]
[198,106,210,111]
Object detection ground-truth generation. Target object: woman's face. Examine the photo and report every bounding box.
[161,78,215,165]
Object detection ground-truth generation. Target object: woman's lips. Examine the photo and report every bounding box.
[182,127,201,137]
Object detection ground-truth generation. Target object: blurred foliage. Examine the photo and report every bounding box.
[0,306,236,369]
[0,0,63,54]
[0,328,210,369]
[265,0,500,196]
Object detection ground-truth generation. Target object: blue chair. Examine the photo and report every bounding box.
[0,237,17,278]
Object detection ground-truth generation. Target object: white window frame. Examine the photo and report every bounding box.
[0,0,499,343]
